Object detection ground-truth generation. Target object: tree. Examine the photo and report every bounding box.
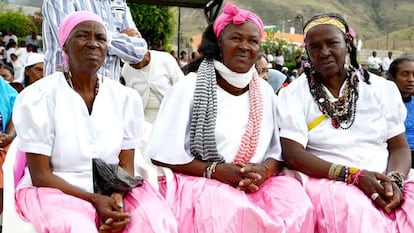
[128,3,176,51]
[0,11,36,39]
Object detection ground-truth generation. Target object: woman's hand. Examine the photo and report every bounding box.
[91,193,131,232]
[212,162,248,188]
[237,163,267,193]
[0,132,14,148]
[354,170,402,213]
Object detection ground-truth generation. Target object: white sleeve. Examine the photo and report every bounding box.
[122,87,145,149]
[13,86,55,156]
[277,81,309,148]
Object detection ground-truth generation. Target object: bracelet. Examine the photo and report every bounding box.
[205,161,219,179]
[262,163,272,179]
[387,171,405,192]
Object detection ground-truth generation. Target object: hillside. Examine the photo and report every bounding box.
[178,0,414,51]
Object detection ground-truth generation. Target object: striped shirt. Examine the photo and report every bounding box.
[42,0,148,81]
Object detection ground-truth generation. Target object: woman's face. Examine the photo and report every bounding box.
[219,21,260,73]
[305,24,348,79]
[25,62,44,85]
[0,68,13,82]
[63,21,107,71]
[392,61,414,97]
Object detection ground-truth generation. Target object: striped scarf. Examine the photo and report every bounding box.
[189,59,263,163]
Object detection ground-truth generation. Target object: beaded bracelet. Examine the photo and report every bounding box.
[262,163,272,179]
[387,171,405,192]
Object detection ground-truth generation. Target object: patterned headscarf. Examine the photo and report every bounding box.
[303,16,346,38]
[213,2,264,38]
[58,11,106,67]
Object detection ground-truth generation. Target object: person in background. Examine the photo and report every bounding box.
[3,29,17,46]
[367,50,382,76]
[12,11,178,233]
[0,63,15,83]
[19,53,45,88]
[388,57,414,168]
[264,47,274,69]
[382,51,393,77]
[42,0,148,81]
[145,2,315,232]
[10,53,25,81]
[121,50,184,124]
[25,31,40,52]
[190,51,200,62]
[278,12,414,233]
[178,50,188,68]
[274,49,284,71]
[0,76,17,229]
[255,54,269,81]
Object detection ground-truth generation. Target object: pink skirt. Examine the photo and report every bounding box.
[15,182,178,233]
[160,173,315,233]
[306,172,414,233]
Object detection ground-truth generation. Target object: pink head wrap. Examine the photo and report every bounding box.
[58,11,106,48]
[58,11,106,67]
[213,2,264,39]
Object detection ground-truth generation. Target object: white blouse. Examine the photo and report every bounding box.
[277,73,406,173]
[13,72,145,192]
[145,72,282,164]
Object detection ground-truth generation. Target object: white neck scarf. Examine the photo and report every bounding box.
[214,60,256,88]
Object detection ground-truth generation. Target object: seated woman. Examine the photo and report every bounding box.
[12,11,177,233]
[145,2,315,233]
[277,13,414,233]
[388,57,414,168]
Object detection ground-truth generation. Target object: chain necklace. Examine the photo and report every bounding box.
[308,69,359,129]
[64,71,100,96]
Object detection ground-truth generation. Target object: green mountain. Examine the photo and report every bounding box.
[179,0,414,50]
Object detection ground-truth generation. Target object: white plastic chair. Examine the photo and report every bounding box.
[2,139,38,233]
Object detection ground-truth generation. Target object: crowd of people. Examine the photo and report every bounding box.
[0,1,413,233]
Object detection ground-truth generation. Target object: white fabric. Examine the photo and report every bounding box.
[382,57,393,72]
[214,60,256,88]
[277,73,406,173]
[146,72,282,164]
[274,55,284,66]
[121,50,184,123]
[367,56,382,70]
[13,72,145,192]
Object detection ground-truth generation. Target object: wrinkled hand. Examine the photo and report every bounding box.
[355,170,403,213]
[91,193,130,232]
[121,28,141,38]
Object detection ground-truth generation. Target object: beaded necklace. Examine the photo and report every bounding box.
[64,71,100,96]
[308,69,359,129]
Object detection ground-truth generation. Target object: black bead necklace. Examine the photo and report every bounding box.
[308,69,359,129]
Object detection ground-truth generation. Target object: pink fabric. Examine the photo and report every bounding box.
[15,182,178,233]
[58,11,105,66]
[160,173,315,233]
[233,74,263,164]
[213,2,264,39]
[305,177,414,233]
[13,150,26,189]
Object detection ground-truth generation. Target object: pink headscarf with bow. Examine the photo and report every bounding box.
[213,2,264,39]
[58,11,106,66]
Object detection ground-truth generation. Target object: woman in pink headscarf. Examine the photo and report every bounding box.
[145,2,315,233]
[12,11,178,233]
